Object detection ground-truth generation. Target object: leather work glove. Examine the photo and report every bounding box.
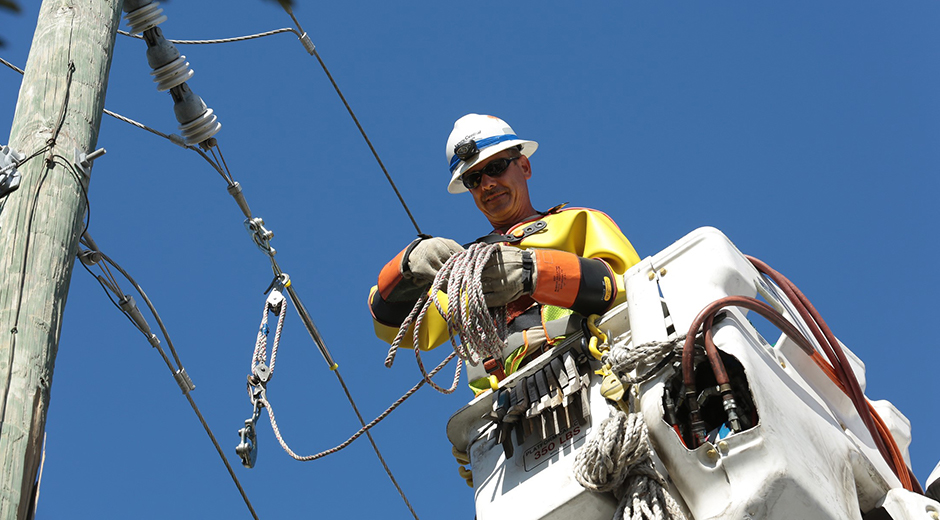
[480,245,536,307]
[403,237,464,284]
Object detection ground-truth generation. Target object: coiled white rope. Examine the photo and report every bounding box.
[574,337,689,520]
[385,242,508,394]
[604,335,685,386]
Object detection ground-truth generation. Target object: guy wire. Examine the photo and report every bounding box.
[93,251,261,520]
[281,5,424,236]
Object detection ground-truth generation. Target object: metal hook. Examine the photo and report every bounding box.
[236,383,266,468]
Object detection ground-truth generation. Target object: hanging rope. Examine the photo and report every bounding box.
[384,243,508,394]
[251,289,288,377]
[241,284,456,457]
[573,337,689,520]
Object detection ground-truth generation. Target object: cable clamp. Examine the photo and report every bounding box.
[237,380,266,468]
[236,418,258,469]
[174,367,195,394]
[299,32,316,55]
[119,294,154,337]
[226,181,252,219]
[245,217,276,256]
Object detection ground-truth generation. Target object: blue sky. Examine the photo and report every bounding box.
[1,1,938,518]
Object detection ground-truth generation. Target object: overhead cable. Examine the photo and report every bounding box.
[5,13,428,518]
[78,237,261,520]
[280,4,423,236]
[118,27,299,45]
[209,152,419,517]
[0,55,25,74]
[113,4,423,514]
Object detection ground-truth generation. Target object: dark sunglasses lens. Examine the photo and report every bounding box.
[462,172,482,190]
[462,157,515,190]
[483,157,514,176]
[480,160,501,177]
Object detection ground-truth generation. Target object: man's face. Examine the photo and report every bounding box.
[465,149,535,231]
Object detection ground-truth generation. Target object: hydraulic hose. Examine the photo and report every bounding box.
[744,256,894,479]
[679,256,914,491]
[681,295,816,447]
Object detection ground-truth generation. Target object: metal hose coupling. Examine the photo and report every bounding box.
[719,383,744,432]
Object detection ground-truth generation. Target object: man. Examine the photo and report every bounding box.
[369,114,640,392]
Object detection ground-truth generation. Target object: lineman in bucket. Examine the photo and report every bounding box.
[368,114,641,393]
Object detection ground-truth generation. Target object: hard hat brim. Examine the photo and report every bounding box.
[447,139,538,194]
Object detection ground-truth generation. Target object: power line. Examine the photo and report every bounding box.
[118,27,299,45]
[8,14,426,236]
[0,55,24,74]
[116,12,426,517]
[79,246,261,520]
[280,7,424,236]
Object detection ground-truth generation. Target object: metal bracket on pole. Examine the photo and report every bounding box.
[72,147,106,179]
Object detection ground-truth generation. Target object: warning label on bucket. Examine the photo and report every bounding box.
[522,424,586,472]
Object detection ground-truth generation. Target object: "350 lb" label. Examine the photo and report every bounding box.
[523,425,585,472]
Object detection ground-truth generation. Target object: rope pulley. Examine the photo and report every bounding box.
[236,276,289,468]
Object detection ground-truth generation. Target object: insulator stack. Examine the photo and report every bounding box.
[124,0,167,34]
[123,0,221,146]
[143,28,194,91]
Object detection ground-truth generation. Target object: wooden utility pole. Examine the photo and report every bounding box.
[0,1,123,518]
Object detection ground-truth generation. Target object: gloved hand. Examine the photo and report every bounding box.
[403,237,464,284]
[480,245,535,307]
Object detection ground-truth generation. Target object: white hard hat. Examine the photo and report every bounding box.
[445,114,538,194]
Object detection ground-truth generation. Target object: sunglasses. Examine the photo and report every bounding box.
[461,156,519,190]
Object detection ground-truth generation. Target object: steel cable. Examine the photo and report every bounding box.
[90,251,260,518]
[118,27,299,45]
[279,5,423,236]
[8,12,432,518]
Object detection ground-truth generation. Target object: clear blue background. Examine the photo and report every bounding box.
[1,1,938,518]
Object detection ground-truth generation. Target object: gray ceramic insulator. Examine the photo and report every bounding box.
[123,0,154,13]
[171,83,208,125]
[124,0,167,34]
[170,84,221,145]
[143,28,180,70]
